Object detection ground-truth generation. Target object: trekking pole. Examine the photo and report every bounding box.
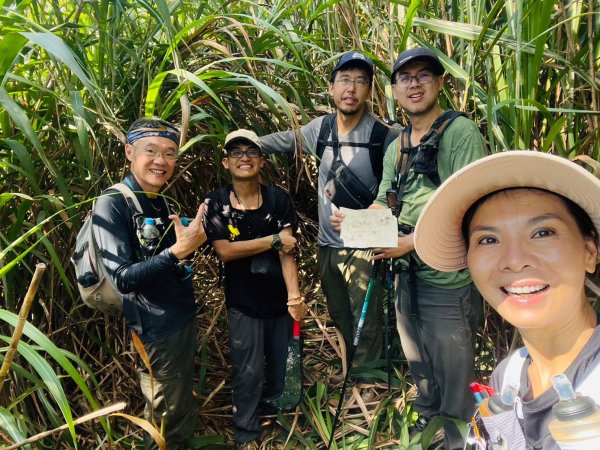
[384,181,399,393]
[386,258,394,392]
[327,260,381,450]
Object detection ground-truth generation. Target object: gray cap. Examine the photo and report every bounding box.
[224,129,261,150]
[391,47,445,81]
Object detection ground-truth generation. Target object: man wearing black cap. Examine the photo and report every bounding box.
[92,117,207,449]
[356,47,485,448]
[260,51,400,380]
[204,129,307,449]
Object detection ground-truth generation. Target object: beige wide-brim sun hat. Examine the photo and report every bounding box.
[414,150,600,272]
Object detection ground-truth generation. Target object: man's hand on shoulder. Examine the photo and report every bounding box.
[169,202,208,260]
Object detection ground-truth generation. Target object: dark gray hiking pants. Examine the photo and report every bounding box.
[396,274,482,450]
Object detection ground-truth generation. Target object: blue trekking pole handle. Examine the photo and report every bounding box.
[353,260,380,347]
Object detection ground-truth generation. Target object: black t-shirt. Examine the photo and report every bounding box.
[92,173,196,343]
[204,184,298,318]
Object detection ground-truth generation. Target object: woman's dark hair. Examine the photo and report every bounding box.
[461,187,599,249]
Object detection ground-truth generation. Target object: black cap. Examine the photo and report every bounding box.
[331,51,374,80]
[391,47,445,81]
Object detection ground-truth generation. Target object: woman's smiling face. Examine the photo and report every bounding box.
[466,189,597,332]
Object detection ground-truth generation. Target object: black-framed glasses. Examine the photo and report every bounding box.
[394,71,435,88]
[227,149,262,158]
[334,78,370,89]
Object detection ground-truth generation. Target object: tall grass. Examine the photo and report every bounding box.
[0,0,598,447]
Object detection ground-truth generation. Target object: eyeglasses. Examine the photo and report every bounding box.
[394,71,435,88]
[334,78,370,89]
[138,147,178,161]
[227,149,262,158]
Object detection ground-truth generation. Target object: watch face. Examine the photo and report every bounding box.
[272,234,283,250]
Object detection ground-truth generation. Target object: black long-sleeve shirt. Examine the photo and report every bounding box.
[92,173,196,343]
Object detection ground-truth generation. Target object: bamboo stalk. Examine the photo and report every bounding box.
[0,263,46,392]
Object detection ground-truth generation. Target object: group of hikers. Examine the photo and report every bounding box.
[90,46,600,450]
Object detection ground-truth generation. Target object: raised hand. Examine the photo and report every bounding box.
[169,202,208,260]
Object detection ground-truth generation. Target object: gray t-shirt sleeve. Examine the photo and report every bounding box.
[260,116,325,156]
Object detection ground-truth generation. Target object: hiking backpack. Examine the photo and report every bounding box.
[71,183,142,315]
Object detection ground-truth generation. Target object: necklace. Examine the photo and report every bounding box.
[232,186,261,211]
[149,199,162,212]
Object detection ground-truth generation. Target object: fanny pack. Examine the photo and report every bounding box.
[324,157,376,209]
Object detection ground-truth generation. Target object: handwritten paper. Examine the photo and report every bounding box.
[339,208,398,248]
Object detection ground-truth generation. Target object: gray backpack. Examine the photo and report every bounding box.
[71,183,142,315]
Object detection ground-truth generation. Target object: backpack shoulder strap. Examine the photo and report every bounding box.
[316,113,337,162]
[420,110,468,147]
[85,182,144,282]
[367,119,389,182]
[501,346,529,393]
[109,182,143,215]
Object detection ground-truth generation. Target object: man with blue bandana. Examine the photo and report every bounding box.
[92,117,207,449]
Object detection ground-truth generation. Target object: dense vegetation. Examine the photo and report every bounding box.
[0,0,598,448]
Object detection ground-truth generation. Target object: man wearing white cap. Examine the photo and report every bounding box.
[261,51,401,376]
[332,47,487,448]
[204,129,307,449]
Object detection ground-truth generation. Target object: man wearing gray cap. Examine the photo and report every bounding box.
[204,129,307,449]
[333,47,487,448]
[261,51,400,379]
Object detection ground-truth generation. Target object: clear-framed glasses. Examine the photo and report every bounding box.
[394,71,435,88]
[227,149,262,159]
[139,147,178,161]
[334,78,370,89]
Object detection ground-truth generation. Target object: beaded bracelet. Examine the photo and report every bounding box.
[287,296,305,306]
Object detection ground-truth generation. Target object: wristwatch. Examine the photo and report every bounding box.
[271,234,283,251]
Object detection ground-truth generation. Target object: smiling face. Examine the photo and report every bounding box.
[222,141,264,181]
[392,60,444,118]
[466,189,597,332]
[125,136,177,193]
[328,67,372,117]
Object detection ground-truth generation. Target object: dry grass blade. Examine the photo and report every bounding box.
[111,412,166,450]
[4,402,126,450]
[131,331,157,429]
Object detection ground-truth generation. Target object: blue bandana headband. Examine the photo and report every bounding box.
[126,126,180,145]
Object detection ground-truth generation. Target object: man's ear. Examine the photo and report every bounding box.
[222,157,229,170]
[328,82,334,96]
[125,143,135,162]
[437,75,445,93]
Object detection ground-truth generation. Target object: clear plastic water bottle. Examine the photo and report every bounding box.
[548,374,600,449]
[141,217,160,256]
[478,383,519,417]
